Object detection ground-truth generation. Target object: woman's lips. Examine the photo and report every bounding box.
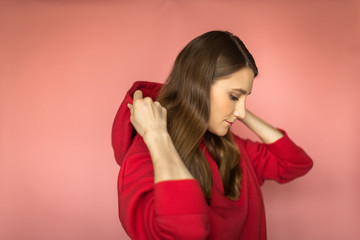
[225,120,234,126]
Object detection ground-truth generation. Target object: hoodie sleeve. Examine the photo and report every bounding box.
[233,129,313,185]
[118,135,209,240]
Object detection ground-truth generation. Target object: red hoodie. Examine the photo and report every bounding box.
[112,81,313,240]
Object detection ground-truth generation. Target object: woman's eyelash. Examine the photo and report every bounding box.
[230,95,239,101]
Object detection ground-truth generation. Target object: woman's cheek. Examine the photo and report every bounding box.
[222,99,233,116]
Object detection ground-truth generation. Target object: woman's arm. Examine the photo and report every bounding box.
[119,137,208,239]
[240,110,284,144]
[235,110,313,184]
[128,90,193,183]
[124,90,208,239]
[143,130,194,183]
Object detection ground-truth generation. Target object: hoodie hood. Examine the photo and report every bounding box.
[111,81,163,166]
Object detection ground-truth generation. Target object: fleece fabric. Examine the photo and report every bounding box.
[112,81,313,240]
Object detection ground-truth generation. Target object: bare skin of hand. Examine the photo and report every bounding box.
[127,90,193,182]
[127,90,168,141]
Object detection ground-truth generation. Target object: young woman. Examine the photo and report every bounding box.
[112,30,313,240]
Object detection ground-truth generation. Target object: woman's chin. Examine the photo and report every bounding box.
[207,127,229,137]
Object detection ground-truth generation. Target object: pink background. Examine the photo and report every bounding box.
[1,0,359,239]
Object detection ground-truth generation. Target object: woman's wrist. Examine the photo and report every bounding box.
[142,129,194,182]
[142,129,170,147]
[143,130,178,164]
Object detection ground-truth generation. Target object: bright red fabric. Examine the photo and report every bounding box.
[112,81,313,240]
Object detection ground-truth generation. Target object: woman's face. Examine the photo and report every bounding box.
[208,67,254,136]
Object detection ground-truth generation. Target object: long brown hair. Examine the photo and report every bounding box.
[157,31,258,202]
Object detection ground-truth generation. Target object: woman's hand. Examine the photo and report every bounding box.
[128,90,193,182]
[127,90,168,139]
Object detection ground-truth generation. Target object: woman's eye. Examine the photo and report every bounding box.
[230,95,239,101]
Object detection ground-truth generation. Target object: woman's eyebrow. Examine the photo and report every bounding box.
[232,88,252,95]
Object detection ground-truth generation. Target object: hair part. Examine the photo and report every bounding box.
[157,30,258,203]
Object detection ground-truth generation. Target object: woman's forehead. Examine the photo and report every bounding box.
[213,68,254,90]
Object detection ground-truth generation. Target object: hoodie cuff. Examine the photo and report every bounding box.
[154,179,207,216]
[265,129,304,160]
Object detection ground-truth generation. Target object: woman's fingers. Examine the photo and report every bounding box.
[127,103,133,113]
[133,90,143,102]
[153,101,167,117]
[127,91,168,137]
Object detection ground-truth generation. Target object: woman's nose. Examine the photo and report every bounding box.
[234,100,246,119]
